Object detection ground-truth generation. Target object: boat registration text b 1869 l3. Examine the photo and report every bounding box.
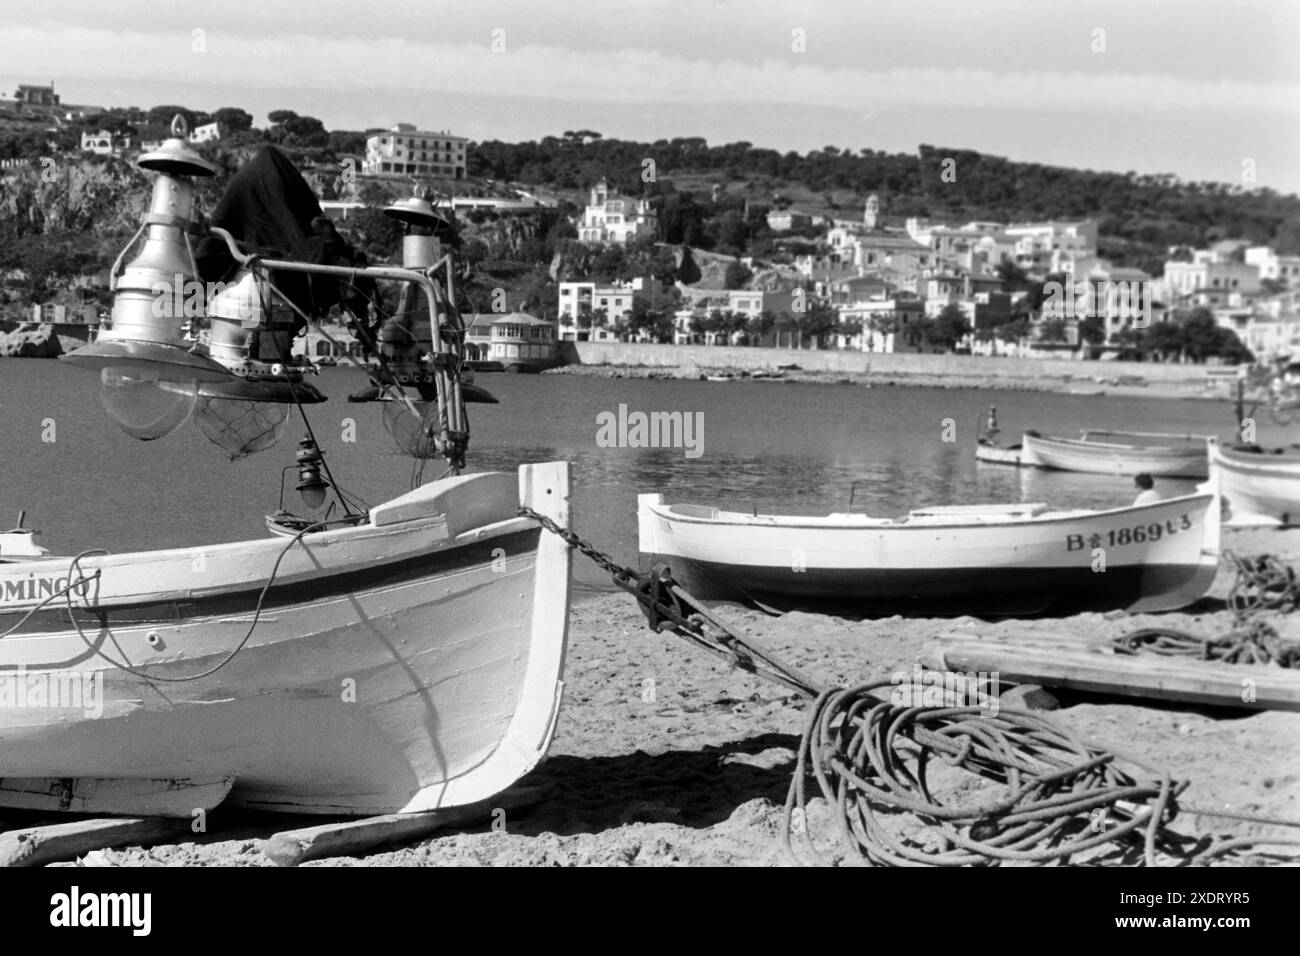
[1065,513,1195,551]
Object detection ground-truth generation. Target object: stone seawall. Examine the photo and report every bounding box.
[556,341,1227,391]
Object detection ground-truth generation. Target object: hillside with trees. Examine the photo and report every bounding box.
[1,102,1294,364]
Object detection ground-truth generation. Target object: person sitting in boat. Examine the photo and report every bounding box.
[1133,473,1162,506]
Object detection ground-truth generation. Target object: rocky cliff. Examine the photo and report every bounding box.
[0,157,152,236]
[0,323,64,358]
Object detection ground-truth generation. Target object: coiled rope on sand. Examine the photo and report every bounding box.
[781,680,1183,867]
[1112,551,1300,668]
[781,680,1300,866]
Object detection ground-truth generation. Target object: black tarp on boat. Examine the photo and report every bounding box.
[194,146,369,328]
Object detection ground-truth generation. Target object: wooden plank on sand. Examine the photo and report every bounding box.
[932,640,1300,711]
[264,785,550,866]
[0,818,187,868]
[942,627,1113,650]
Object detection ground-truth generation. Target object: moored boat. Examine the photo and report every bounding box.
[637,485,1221,616]
[978,430,1212,478]
[1208,436,1300,526]
[974,439,1025,466]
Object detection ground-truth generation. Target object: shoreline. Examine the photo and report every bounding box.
[544,361,1229,401]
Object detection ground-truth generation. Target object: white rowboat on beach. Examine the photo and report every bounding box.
[638,482,1221,616]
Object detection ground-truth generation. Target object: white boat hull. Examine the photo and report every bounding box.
[638,489,1220,616]
[1020,433,1209,479]
[0,463,571,816]
[974,441,1023,466]
[1209,439,1300,527]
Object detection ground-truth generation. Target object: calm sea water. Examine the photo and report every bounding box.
[0,359,1274,593]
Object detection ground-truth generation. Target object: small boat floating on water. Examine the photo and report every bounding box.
[637,483,1221,617]
[973,406,1212,478]
[1208,436,1300,526]
[977,430,1212,477]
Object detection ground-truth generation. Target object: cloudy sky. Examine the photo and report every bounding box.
[3,0,1297,192]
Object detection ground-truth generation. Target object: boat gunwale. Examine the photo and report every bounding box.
[1023,433,1210,457]
[647,491,1215,532]
[1212,445,1300,469]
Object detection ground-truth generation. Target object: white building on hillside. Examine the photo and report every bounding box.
[188,121,222,144]
[1003,220,1097,269]
[1163,259,1260,304]
[362,124,468,179]
[79,130,118,155]
[1245,247,1300,286]
[578,179,656,244]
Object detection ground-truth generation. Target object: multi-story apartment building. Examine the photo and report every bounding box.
[906,217,1093,273]
[919,273,1004,316]
[362,124,468,179]
[835,297,926,352]
[14,83,59,106]
[577,179,656,244]
[557,277,663,341]
[1245,247,1300,286]
[1163,259,1260,304]
[1003,220,1098,270]
[672,287,796,344]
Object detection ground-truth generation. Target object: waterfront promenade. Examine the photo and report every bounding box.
[555,342,1238,399]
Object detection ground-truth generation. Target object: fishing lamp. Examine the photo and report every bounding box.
[293,437,331,509]
[374,187,449,391]
[64,115,325,449]
[63,116,230,439]
[99,366,197,441]
[194,274,324,458]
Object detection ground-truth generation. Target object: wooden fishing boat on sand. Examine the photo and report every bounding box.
[977,429,1212,478]
[1208,436,1300,526]
[637,484,1221,616]
[0,121,574,819]
[0,466,570,816]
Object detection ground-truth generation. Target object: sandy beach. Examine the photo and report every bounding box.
[36,525,1297,868]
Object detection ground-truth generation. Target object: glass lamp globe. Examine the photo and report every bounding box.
[194,398,292,460]
[383,400,440,459]
[99,367,197,441]
[296,480,329,510]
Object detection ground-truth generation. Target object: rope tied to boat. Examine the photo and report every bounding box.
[518,506,819,697]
